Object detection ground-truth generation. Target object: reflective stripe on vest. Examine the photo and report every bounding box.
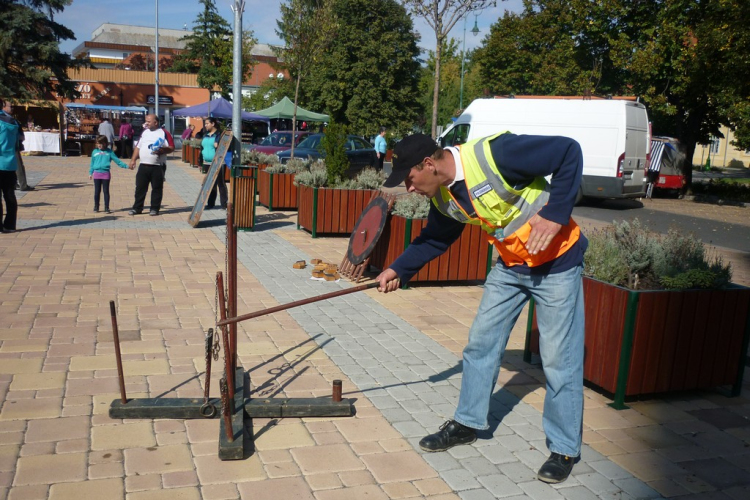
[431,133,579,267]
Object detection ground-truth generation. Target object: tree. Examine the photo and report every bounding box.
[401,0,496,138]
[418,38,462,133]
[0,0,88,100]
[275,0,336,157]
[241,76,294,112]
[170,0,256,99]
[473,0,750,191]
[304,0,422,137]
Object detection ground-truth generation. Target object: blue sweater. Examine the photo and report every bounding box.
[89,148,128,175]
[389,134,588,283]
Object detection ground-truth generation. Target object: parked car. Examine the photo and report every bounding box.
[243,130,310,154]
[276,134,378,176]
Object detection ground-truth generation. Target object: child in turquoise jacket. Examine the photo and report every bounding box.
[89,135,128,213]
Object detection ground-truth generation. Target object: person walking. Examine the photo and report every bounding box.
[98,117,116,150]
[89,135,129,213]
[118,119,134,159]
[376,132,587,484]
[128,114,174,216]
[0,98,22,232]
[200,117,227,210]
[181,124,194,141]
[374,126,387,171]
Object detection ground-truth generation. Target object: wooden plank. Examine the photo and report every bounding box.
[712,290,738,387]
[670,292,700,391]
[654,292,684,393]
[697,291,724,387]
[684,291,711,389]
[189,131,233,227]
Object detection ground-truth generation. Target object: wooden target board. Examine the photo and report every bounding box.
[188,130,233,227]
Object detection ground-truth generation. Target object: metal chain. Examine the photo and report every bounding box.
[212,274,221,361]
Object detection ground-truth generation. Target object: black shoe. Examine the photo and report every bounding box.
[220,205,227,210]
[419,420,477,452]
[537,453,575,484]
[205,205,215,210]
[94,208,99,213]
[105,209,112,214]
[149,210,159,216]
[128,210,141,216]
[20,186,35,191]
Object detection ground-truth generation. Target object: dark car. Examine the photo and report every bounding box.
[243,131,310,155]
[276,134,378,176]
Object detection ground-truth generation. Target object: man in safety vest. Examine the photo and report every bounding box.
[376,132,587,484]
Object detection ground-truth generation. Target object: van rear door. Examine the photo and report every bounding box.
[623,104,648,196]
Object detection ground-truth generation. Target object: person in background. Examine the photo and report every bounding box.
[200,117,227,210]
[98,118,116,150]
[0,98,22,232]
[128,114,174,216]
[118,119,134,159]
[374,126,387,171]
[181,124,194,141]
[89,135,129,213]
[0,101,33,191]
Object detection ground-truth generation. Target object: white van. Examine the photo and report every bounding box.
[439,97,650,201]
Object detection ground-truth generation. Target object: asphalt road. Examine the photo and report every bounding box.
[573,198,749,252]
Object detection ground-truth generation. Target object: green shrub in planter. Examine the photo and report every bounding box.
[294,160,328,187]
[321,121,349,185]
[241,149,262,165]
[265,157,308,174]
[337,168,386,190]
[584,219,731,290]
[187,138,202,147]
[392,192,430,219]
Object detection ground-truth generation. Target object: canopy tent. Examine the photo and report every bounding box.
[172,97,269,123]
[253,96,329,122]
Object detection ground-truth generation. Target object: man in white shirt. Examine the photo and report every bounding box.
[128,114,174,216]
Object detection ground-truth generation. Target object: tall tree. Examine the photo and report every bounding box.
[304,0,422,136]
[418,38,462,133]
[171,0,256,99]
[401,0,496,138]
[473,0,750,191]
[275,0,336,157]
[0,0,87,100]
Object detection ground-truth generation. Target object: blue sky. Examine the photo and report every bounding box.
[57,0,524,58]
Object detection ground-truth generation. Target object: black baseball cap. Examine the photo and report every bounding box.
[383,133,440,188]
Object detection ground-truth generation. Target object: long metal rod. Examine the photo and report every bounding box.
[217,272,235,400]
[109,300,128,404]
[227,202,237,374]
[217,282,380,328]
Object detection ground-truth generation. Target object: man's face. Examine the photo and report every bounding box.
[404,159,441,198]
[145,115,158,130]
[1,101,10,113]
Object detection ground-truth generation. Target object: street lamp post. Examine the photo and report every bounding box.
[459,14,480,111]
[154,0,159,118]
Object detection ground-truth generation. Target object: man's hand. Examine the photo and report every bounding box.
[128,161,136,170]
[525,214,562,255]
[376,268,401,293]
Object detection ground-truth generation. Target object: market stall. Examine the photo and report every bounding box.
[8,100,64,155]
[63,103,147,156]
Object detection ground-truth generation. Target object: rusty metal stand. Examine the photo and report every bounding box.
[109,179,363,460]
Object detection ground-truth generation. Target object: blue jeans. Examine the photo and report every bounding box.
[454,263,585,457]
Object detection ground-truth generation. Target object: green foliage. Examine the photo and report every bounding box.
[265,157,308,174]
[321,121,349,185]
[170,0,256,97]
[690,179,750,203]
[473,0,750,192]
[294,159,328,187]
[584,219,732,290]
[0,0,88,100]
[337,168,386,190]
[241,150,263,165]
[303,0,422,136]
[242,78,295,112]
[392,193,431,219]
[187,139,203,147]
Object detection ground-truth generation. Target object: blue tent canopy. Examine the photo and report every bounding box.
[172,97,269,123]
[65,103,147,112]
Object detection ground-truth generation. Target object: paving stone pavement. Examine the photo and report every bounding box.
[0,155,748,500]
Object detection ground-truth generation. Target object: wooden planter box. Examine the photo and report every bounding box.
[190,147,202,168]
[524,277,750,408]
[369,215,494,283]
[182,144,189,162]
[297,185,378,237]
[232,166,257,231]
[258,170,298,210]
